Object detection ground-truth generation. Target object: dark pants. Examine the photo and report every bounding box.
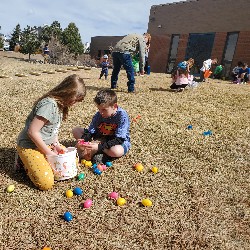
[170,82,188,89]
[111,52,135,92]
[100,68,108,79]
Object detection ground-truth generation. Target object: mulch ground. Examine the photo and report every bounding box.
[0,51,249,250]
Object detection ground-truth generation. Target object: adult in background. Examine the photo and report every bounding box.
[111,33,151,93]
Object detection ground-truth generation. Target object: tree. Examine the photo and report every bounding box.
[0,36,4,49]
[19,25,40,60]
[39,21,62,43]
[61,22,84,57]
[9,24,22,51]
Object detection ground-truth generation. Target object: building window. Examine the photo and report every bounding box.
[186,33,215,75]
[166,34,180,73]
[222,32,239,77]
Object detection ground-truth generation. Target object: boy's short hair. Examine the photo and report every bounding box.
[94,89,117,106]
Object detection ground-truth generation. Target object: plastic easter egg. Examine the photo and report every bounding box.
[151,166,158,174]
[83,199,93,208]
[92,163,97,169]
[63,211,73,222]
[187,125,193,130]
[142,199,153,207]
[42,247,52,250]
[117,197,126,206]
[108,192,119,200]
[85,161,92,167]
[93,168,102,175]
[65,189,74,198]
[78,173,85,180]
[81,159,86,165]
[73,187,83,195]
[97,164,103,171]
[106,161,113,167]
[102,165,107,171]
[134,163,144,172]
[6,184,15,193]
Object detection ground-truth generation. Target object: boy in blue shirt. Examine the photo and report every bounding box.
[99,55,109,80]
[72,89,131,164]
[238,62,250,83]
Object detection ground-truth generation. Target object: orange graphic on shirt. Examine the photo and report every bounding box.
[98,123,117,135]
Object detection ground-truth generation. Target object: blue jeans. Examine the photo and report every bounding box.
[111,52,135,92]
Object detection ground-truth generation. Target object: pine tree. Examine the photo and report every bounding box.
[9,24,22,51]
[39,21,62,43]
[19,25,40,60]
[61,22,84,57]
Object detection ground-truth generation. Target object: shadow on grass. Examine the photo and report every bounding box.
[0,139,77,188]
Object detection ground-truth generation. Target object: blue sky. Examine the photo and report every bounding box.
[0,0,182,43]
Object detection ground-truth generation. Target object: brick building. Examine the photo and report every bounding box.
[90,0,250,77]
[148,0,250,76]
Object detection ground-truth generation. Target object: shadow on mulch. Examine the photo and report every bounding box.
[149,87,173,92]
[0,139,76,188]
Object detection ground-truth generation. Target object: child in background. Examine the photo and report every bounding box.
[177,58,194,75]
[16,74,86,190]
[132,53,140,76]
[200,58,218,82]
[99,55,109,80]
[231,61,243,83]
[72,89,131,164]
[213,64,224,79]
[238,62,250,83]
[170,58,194,91]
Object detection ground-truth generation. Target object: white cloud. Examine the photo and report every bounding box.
[0,0,182,43]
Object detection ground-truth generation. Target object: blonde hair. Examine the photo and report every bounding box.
[34,74,86,120]
[187,58,194,68]
[143,33,151,44]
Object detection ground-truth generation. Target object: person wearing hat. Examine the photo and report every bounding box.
[99,54,110,80]
[110,33,151,93]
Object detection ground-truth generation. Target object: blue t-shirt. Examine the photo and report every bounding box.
[88,107,131,150]
[101,61,109,70]
[238,67,250,76]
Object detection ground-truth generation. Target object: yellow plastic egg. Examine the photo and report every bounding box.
[81,159,86,165]
[142,199,153,207]
[117,197,126,206]
[85,161,92,167]
[6,184,15,193]
[134,163,144,172]
[65,189,74,198]
[151,166,158,174]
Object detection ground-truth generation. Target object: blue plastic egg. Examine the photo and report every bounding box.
[106,161,112,167]
[92,163,97,169]
[73,187,83,195]
[187,125,193,130]
[93,168,102,175]
[63,211,73,222]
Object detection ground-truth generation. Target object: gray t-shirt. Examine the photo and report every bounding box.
[17,97,62,148]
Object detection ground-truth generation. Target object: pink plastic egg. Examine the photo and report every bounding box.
[83,199,93,208]
[108,192,119,200]
[102,165,107,171]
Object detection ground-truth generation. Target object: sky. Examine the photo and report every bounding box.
[0,0,183,44]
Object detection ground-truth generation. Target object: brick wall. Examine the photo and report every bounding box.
[233,31,250,67]
[175,34,189,65]
[148,0,250,36]
[148,35,171,73]
[211,32,227,63]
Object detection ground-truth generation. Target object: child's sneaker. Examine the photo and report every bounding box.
[14,152,25,172]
